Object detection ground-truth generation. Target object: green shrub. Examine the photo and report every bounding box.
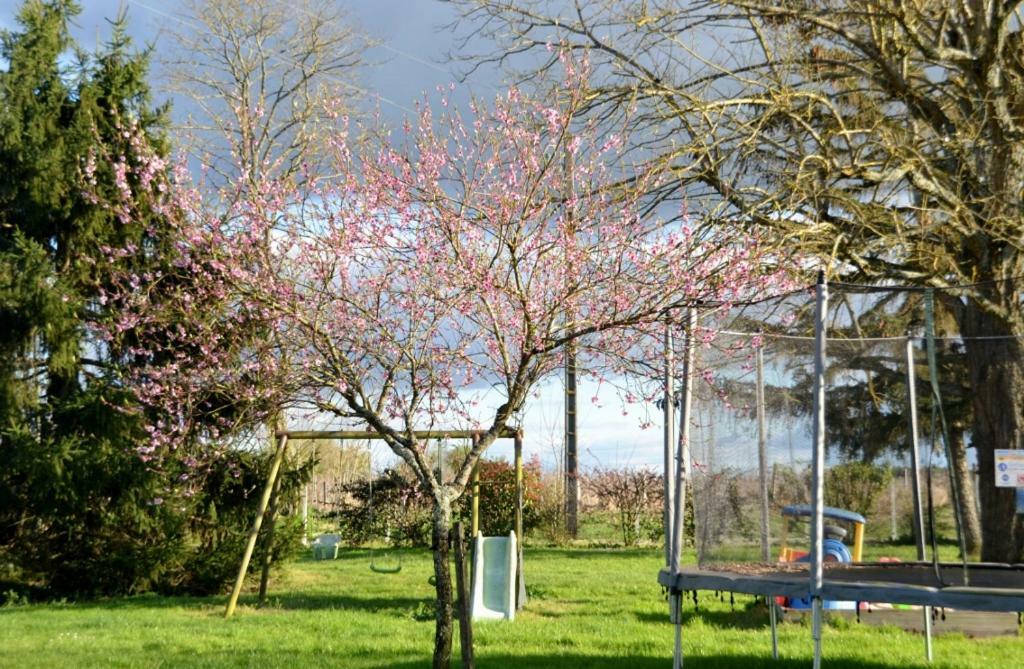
[158,449,313,596]
[332,469,433,547]
[824,462,892,516]
[454,456,543,538]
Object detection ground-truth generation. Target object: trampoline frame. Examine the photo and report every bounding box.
[660,277,1024,668]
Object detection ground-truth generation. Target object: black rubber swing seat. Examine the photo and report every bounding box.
[369,552,402,574]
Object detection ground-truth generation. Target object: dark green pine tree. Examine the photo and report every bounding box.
[0,0,185,596]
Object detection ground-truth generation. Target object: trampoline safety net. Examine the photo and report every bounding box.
[684,280,1022,570]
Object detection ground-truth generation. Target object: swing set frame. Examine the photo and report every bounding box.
[224,428,525,618]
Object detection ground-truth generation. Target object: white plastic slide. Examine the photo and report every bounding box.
[469,531,517,621]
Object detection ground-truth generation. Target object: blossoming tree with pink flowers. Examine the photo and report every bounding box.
[106,61,788,666]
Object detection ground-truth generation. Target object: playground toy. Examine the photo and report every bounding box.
[777,505,865,611]
[469,531,518,621]
[224,428,526,619]
[778,504,865,564]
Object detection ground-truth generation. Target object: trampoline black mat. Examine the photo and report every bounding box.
[658,562,1024,612]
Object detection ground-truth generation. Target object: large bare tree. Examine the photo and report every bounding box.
[454,0,1024,561]
[163,0,367,191]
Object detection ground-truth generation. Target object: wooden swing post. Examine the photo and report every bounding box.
[225,433,289,618]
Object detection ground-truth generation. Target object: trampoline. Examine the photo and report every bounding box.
[658,562,1024,612]
[657,278,1024,668]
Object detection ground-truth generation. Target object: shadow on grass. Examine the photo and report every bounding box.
[0,591,221,613]
[255,592,430,615]
[632,589,774,630]
[462,654,938,669]
[633,607,773,631]
[0,589,431,618]
[527,547,657,561]
[136,650,942,669]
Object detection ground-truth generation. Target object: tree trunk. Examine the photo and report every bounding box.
[962,305,1024,562]
[431,494,454,669]
[948,430,981,556]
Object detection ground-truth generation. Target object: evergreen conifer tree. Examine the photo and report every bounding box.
[0,0,179,596]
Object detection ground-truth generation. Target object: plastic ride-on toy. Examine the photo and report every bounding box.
[777,504,866,610]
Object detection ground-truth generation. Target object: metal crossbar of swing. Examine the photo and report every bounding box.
[659,279,1024,669]
[225,427,525,618]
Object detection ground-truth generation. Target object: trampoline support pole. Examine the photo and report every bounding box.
[670,310,694,669]
[769,598,778,659]
[671,590,683,669]
[906,337,933,662]
[756,340,770,562]
[671,308,696,573]
[811,597,823,669]
[924,606,933,662]
[663,321,676,568]
[810,274,827,669]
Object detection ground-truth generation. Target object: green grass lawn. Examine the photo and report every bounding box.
[1,546,1021,668]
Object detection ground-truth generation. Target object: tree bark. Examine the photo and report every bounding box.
[431,494,454,669]
[452,521,474,669]
[948,430,982,556]
[962,304,1024,562]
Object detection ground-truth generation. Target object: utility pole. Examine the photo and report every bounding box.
[563,137,579,538]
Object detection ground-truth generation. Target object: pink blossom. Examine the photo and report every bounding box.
[104,51,795,505]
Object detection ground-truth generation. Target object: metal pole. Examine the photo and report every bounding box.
[756,340,771,562]
[906,336,933,662]
[514,431,526,610]
[664,321,676,568]
[225,433,289,618]
[812,597,823,669]
[769,597,779,659]
[810,273,828,669]
[673,593,683,669]
[671,308,696,572]
[757,334,779,659]
[905,336,929,557]
[670,309,695,669]
[923,606,934,663]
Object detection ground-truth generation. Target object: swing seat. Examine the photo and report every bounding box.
[369,551,402,573]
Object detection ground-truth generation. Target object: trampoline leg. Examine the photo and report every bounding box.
[671,590,683,669]
[811,597,823,669]
[769,597,778,659]
[923,606,933,662]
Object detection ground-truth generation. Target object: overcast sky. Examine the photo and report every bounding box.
[0,0,678,470]
[2,0,504,126]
